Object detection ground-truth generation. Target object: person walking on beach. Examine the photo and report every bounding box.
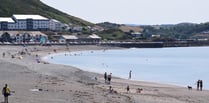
[126,85,130,93]
[129,70,132,79]
[200,80,203,91]
[107,73,112,84]
[2,84,10,103]
[104,72,107,83]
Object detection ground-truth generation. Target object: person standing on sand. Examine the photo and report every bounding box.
[129,70,132,79]
[104,72,107,83]
[2,52,5,57]
[197,79,200,90]
[200,80,203,91]
[2,84,10,103]
[107,73,112,84]
[109,86,113,93]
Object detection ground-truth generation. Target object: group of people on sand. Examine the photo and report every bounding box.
[104,70,143,94]
[104,72,112,84]
[103,72,117,94]
[2,48,32,59]
[126,85,143,94]
[197,79,203,91]
[104,70,132,84]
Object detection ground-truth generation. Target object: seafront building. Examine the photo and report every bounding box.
[49,19,62,31]
[0,14,62,31]
[0,17,15,30]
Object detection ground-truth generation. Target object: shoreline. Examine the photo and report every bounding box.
[0,45,209,103]
[41,46,208,90]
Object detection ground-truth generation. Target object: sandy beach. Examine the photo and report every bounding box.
[0,45,209,103]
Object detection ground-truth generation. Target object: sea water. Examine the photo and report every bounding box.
[43,47,209,89]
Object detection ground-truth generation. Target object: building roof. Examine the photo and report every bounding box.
[131,32,142,35]
[62,35,78,39]
[13,14,48,20]
[0,17,15,23]
[0,31,47,36]
[88,34,101,39]
[26,31,47,36]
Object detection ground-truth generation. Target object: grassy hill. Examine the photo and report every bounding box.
[141,23,209,39]
[0,0,93,26]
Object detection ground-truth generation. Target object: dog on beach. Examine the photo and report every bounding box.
[187,86,192,90]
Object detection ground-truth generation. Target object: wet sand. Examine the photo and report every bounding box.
[0,45,208,103]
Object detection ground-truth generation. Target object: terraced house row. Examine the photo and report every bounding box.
[0,14,62,31]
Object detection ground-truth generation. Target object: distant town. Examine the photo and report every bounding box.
[1,14,209,48]
[0,14,103,45]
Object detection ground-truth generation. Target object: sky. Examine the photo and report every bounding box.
[41,0,209,25]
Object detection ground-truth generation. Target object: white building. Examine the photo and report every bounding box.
[152,35,161,38]
[49,19,62,31]
[0,17,16,30]
[72,26,83,32]
[0,14,63,31]
[131,32,143,38]
[12,14,49,30]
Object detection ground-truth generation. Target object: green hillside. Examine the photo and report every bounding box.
[141,23,209,39]
[0,0,93,26]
